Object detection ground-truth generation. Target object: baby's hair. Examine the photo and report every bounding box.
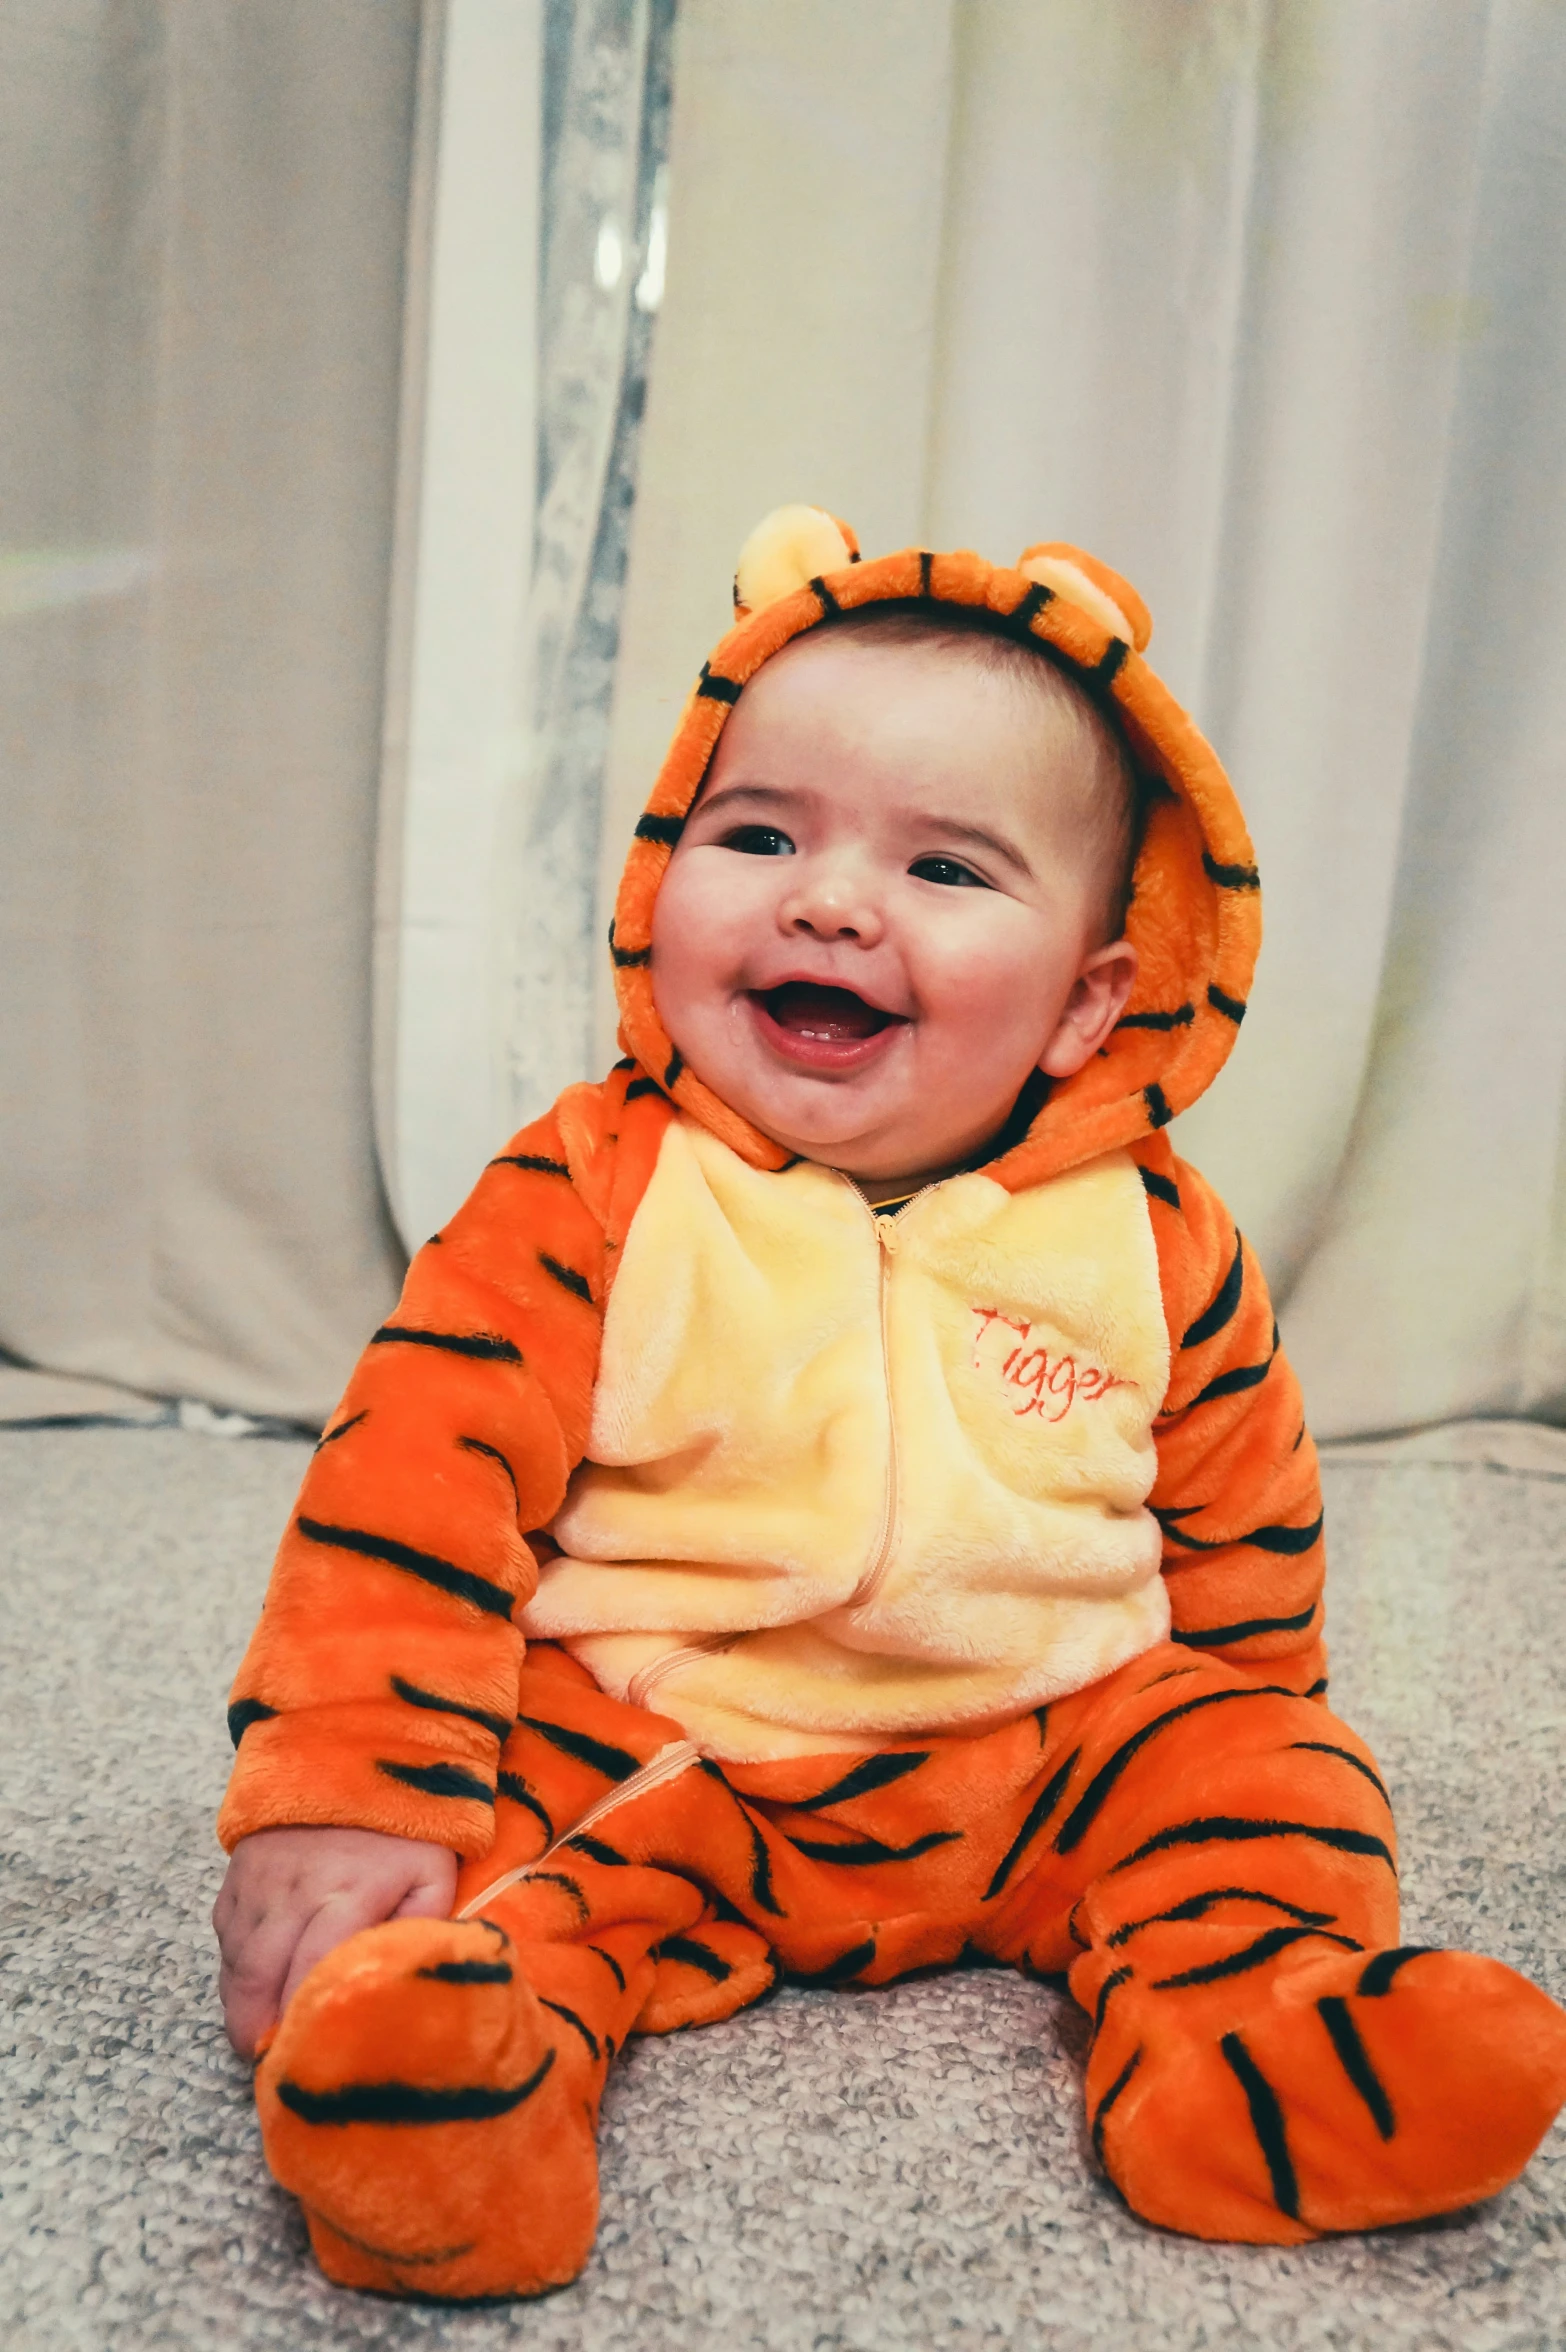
[807,601,1142,942]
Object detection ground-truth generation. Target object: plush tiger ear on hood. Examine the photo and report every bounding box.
[610,508,1262,1189]
[733,504,861,620]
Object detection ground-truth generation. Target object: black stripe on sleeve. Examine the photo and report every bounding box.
[1289,1741,1391,1806]
[1358,1946,1435,1997]
[984,1747,1081,1899]
[277,2050,553,2128]
[1054,1687,1295,1854]
[1107,1886,1337,1951]
[790,1750,931,1812]
[635,810,687,842]
[745,1811,785,1916]
[297,1517,515,1619]
[538,1252,593,1304]
[515,1713,641,1782]
[1203,853,1261,891]
[1118,1004,1195,1032]
[539,1995,601,2061]
[489,1152,572,1178]
[1171,1602,1318,1650]
[456,1435,520,1512]
[1316,1995,1395,2138]
[565,1832,628,1867]
[1139,1165,1181,1210]
[1157,1510,1323,1558]
[1143,1083,1174,1129]
[1207,983,1247,1023]
[390,1675,511,1743]
[1150,1921,1360,1991]
[1186,1354,1273,1409]
[227,1698,277,1748]
[371,1325,523,1365]
[495,1772,553,1841]
[1111,1815,1396,1875]
[654,1934,732,1983]
[784,1829,961,1868]
[377,1758,495,1805]
[417,1957,514,1985]
[1219,2032,1299,2217]
[314,1409,367,1452]
[1182,1233,1246,1347]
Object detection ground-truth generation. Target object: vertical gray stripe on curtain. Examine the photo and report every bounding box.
[0,2,419,1426]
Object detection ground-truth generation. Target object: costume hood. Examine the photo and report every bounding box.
[609,505,1259,1191]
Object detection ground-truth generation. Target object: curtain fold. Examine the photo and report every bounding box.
[0,1,418,1423]
[601,0,1566,1439]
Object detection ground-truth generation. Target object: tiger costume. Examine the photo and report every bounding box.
[221,509,1566,2300]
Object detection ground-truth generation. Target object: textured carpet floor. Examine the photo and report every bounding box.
[2,1425,1564,2351]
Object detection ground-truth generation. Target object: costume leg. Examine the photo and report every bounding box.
[989,1647,1566,2243]
[255,1648,777,2302]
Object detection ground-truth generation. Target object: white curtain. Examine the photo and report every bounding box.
[0,0,419,1427]
[599,0,1566,1441]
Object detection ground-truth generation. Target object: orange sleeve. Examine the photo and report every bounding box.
[218,1072,668,1859]
[1133,1138,1327,1699]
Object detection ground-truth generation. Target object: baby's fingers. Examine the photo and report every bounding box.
[217,1908,301,2060]
[277,1888,405,2021]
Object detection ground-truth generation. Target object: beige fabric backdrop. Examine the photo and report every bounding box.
[599,0,1566,1441]
[0,1,418,1424]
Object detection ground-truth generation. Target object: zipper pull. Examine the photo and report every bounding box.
[876,1214,899,1254]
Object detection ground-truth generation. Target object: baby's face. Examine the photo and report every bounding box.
[651,634,1136,1187]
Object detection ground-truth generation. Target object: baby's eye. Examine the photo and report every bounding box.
[909,855,990,889]
[721,824,796,857]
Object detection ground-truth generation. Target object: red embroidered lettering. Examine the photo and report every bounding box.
[970,1309,1131,1423]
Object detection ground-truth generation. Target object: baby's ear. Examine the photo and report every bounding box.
[1017,542,1152,652]
[734,505,861,619]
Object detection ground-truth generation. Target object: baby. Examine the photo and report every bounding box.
[214,508,1566,2300]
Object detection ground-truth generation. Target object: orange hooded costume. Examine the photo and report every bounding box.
[221,511,1566,2299]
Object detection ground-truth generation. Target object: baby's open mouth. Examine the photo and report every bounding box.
[752,982,906,1042]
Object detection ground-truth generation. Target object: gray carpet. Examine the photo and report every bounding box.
[2,1425,1564,2352]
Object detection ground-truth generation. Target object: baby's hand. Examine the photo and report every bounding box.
[212,1825,459,2058]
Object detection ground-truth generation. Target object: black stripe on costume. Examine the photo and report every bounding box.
[1317,1995,1395,2139]
[515,1713,641,1782]
[1207,983,1248,1023]
[1094,1965,1133,2031]
[984,1747,1081,1900]
[697,663,741,705]
[1220,2033,1299,2218]
[538,1252,592,1304]
[664,1050,685,1092]
[745,1811,785,1917]
[1090,2047,1142,2169]
[227,1698,277,1748]
[277,2050,554,2129]
[985,1067,1053,1160]
[417,1958,513,1985]
[587,1942,626,1992]
[1182,1233,1245,1347]
[315,1409,367,1452]
[489,1152,571,1178]
[625,1076,663,1101]
[609,925,652,969]
[1158,1511,1324,1560]
[495,1773,553,1841]
[539,1996,601,2061]
[1110,1816,1397,1876]
[565,1833,628,1867]
[1107,1886,1337,1950]
[1054,1687,1295,1854]
[1203,853,1261,892]
[1186,1354,1273,1410]
[1289,1741,1392,1807]
[918,551,934,597]
[1172,1602,1318,1650]
[1144,1084,1173,1129]
[1359,1946,1435,1996]
[786,1828,961,1867]
[1007,582,1052,635]
[1118,1004,1195,1032]
[297,1518,515,1621]
[1150,1921,1361,1991]
[371,1325,522,1365]
[654,1934,732,1983]
[1096,637,1130,688]
[519,1870,590,1922]
[790,1750,931,1812]
[377,1758,494,1806]
[457,1436,519,1513]
[787,1938,877,1987]
[391,1675,512,1744]
[809,575,842,617]
[1139,1166,1181,1211]
[636,811,688,843]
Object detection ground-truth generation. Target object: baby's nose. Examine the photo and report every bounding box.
[779,861,884,943]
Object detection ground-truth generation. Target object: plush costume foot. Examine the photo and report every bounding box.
[1081,1940,1566,2243]
[256,1915,602,2302]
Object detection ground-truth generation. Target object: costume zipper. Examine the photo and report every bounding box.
[626,1637,735,1712]
[456,1737,702,1921]
[844,1178,943,1610]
